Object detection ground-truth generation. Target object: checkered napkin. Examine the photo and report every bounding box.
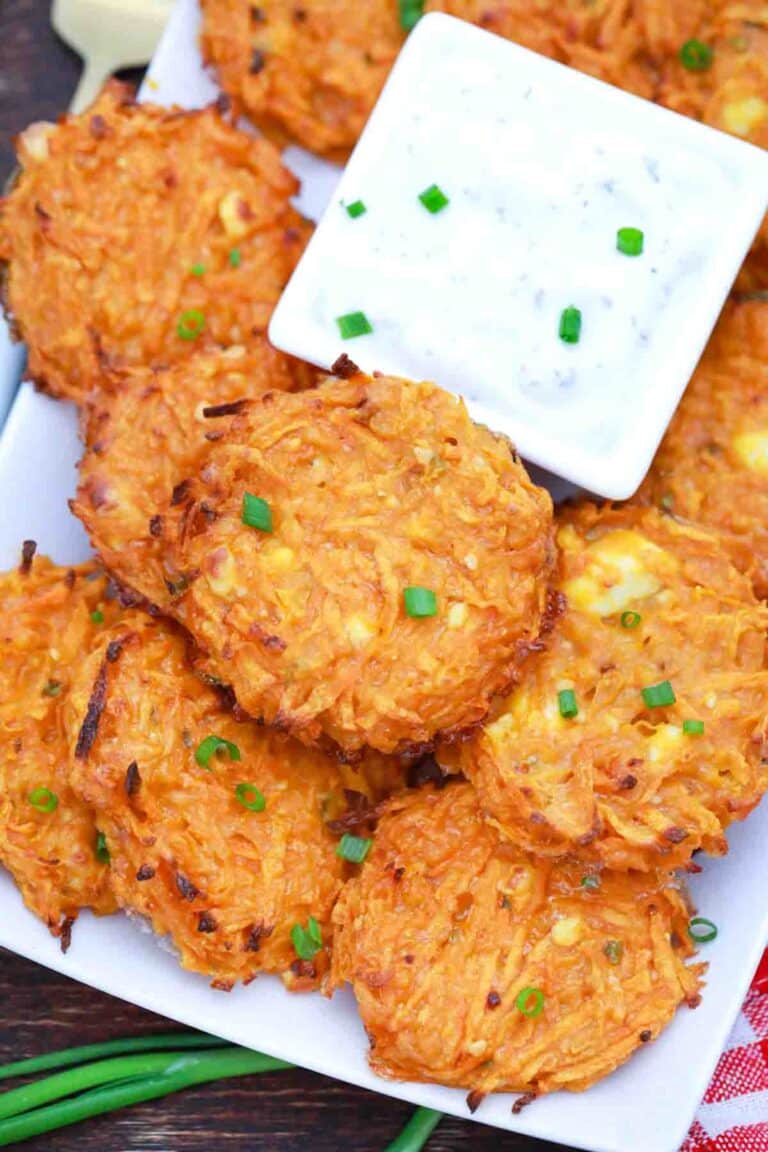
[682,950,768,1151]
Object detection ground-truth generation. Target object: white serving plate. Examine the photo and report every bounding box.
[0,3,766,1150]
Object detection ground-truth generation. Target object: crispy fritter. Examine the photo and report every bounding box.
[442,503,768,872]
[0,81,311,405]
[64,612,350,989]
[430,2,768,148]
[332,783,703,1099]
[0,551,119,942]
[164,371,555,757]
[72,342,311,611]
[200,0,405,160]
[637,298,768,598]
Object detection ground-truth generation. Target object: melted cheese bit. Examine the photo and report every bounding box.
[561,527,677,616]
[732,430,768,475]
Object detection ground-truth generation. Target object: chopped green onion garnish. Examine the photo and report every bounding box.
[235,782,266,812]
[418,184,450,214]
[398,0,424,31]
[660,494,674,511]
[641,680,676,709]
[559,306,582,344]
[291,917,323,961]
[241,492,273,533]
[229,248,241,268]
[617,227,644,257]
[90,609,104,624]
[345,200,367,219]
[177,309,205,341]
[515,987,545,1018]
[42,679,62,697]
[190,263,206,276]
[603,940,623,965]
[336,833,372,864]
[95,831,110,863]
[195,735,241,769]
[683,719,704,735]
[680,39,713,71]
[336,311,373,340]
[558,688,578,719]
[581,875,600,891]
[620,610,642,629]
[688,917,718,944]
[403,586,437,618]
[28,787,58,813]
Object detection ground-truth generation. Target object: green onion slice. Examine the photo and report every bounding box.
[229,248,241,268]
[90,609,104,624]
[558,688,578,719]
[336,833,372,864]
[398,0,424,31]
[345,200,367,219]
[418,184,450,214]
[680,39,713,71]
[403,586,437,618]
[336,311,373,340]
[515,987,545,1018]
[190,263,206,276]
[620,610,642,629]
[95,831,110,863]
[291,918,323,961]
[617,227,644,257]
[235,782,266,812]
[683,719,704,735]
[580,875,600,890]
[177,309,206,341]
[42,679,62,697]
[195,735,241,769]
[28,787,58,813]
[241,492,273,533]
[688,917,718,944]
[559,306,582,344]
[603,940,624,965]
[641,680,676,708]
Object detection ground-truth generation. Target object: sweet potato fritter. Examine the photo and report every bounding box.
[0,552,119,943]
[430,1,768,147]
[332,783,703,1099]
[637,298,768,599]
[72,342,311,611]
[200,0,405,160]
[64,612,350,989]
[164,372,554,757]
[0,81,311,405]
[442,503,768,872]
[200,2,768,160]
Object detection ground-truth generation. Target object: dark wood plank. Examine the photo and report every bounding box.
[0,5,574,1149]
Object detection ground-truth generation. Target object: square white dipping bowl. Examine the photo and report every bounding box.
[270,12,768,499]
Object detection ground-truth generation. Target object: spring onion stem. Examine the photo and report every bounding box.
[0,1032,226,1083]
[0,1049,291,1147]
[384,1107,443,1151]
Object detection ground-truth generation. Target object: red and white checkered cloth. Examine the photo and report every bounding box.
[682,950,768,1151]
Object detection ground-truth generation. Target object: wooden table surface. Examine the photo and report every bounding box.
[0,2,573,1149]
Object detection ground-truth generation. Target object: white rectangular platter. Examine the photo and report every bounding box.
[0,3,766,1150]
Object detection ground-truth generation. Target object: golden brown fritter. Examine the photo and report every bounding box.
[332,783,703,1100]
[441,503,768,872]
[200,0,405,160]
[0,550,119,944]
[163,371,555,757]
[637,298,768,599]
[64,612,351,989]
[0,81,311,405]
[72,342,311,611]
[430,2,768,144]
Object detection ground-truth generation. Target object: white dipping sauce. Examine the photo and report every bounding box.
[270,13,768,499]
